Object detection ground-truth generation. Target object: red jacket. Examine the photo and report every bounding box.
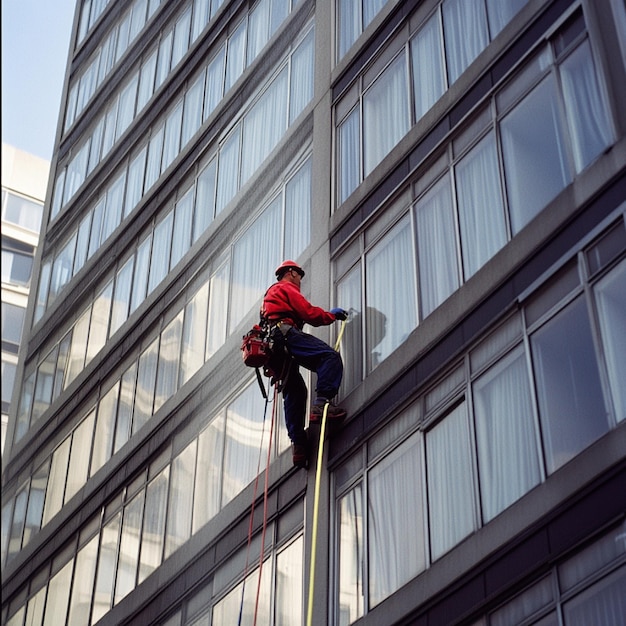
[262,281,336,329]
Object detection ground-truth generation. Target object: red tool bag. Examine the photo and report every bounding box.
[241,325,271,368]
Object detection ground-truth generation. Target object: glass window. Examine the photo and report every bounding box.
[192,413,224,533]
[426,402,476,560]
[473,347,541,521]
[222,384,268,506]
[67,535,99,626]
[1,247,34,287]
[337,265,363,395]
[42,437,71,526]
[289,28,314,122]
[225,20,247,92]
[501,76,570,234]
[156,30,174,89]
[133,337,159,433]
[229,198,281,334]
[145,125,165,190]
[284,159,311,264]
[369,432,426,607]
[114,363,137,454]
[137,47,158,111]
[66,310,90,387]
[2,302,25,346]
[365,215,417,370]
[24,585,46,626]
[443,0,489,84]
[165,441,196,558]
[531,296,609,473]
[338,108,360,204]
[92,512,122,623]
[86,281,113,363]
[205,47,226,119]
[42,559,73,626]
[410,13,447,121]
[114,490,145,603]
[162,101,184,172]
[139,466,169,583]
[15,371,35,442]
[455,131,507,278]
[170,189,194,268]
[131,236,152,313]
[32,346,58,423]
[560,40,612,173]
[415,175,459,318]
[241,68,289,185]
[594,259,626,422]
[171,8,192,68]
[2,192,43,232]
[216,127,241,214]
[65,410,95,503]
[180,283,209,387]
[23,461,49,548]
[50,234,77,301]
[125,146,147,218]
[102,173,125,242]
[154,312,183,412]
[363,53,409,176]
[110,256,134,335]
[148,212,173,294]
[74,211,92,274]
[91,383,119,476]
[275,538,304,625]
[7,485,27,562]
[182,71,205,146]
[193,159,217,241]
[207,262,229,358]
[1,360,17,404]
[116,74,139,140]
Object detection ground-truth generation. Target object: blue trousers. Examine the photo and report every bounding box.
[280,327,343,445]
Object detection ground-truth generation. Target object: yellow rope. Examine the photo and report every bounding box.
[306,318,346,626]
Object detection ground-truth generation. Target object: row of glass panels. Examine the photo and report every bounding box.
[2,156,311,567]
[18,25,314,444]
[335,230,625,621]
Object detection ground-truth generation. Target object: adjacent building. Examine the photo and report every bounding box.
[2,1,625,625]
[1,144,46,455]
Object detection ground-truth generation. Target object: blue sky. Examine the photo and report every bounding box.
[2,0,76,161]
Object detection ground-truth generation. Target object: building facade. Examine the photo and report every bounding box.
[2,0,625,624]
[1,144,46,455]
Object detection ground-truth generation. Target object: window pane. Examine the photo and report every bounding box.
[486,0,528,37]
[92,512,121,623]
[560,40,612,172]
[225,20,246,92]
[116,74,139,140]
[222,385,268,505]
[165,441,196,558]
[594,260,626,422]
[91,383,119,476]
[207,263,229,358]
[131,236,152,313]
[415,176,459,317]
[32,346,57,423]
[443,0,489,84]
[24,585,46,626]
[139,467,169,583]
[23,461,48,547]
[114,490,145,604]
[65,410,95,502]
[7,486,27,562]
[275,537,303,626]
[171,8,191,68]
[193,159,217,241]
[2,302,25,346]
[411,13,446,120]
[338,485,364,625]
[171,189,194,268]
[42,559,73,626]
[501,76,570,234]
[456,132,507,278]
[182,71,205,146]
[531,297,609,473]
[66,311,90,387]
[338,108,360,204]
[337,0,360,60]
[133,337,159,433]
[114,363,137,454]
[193,413,225,532]
[241,68,288,185]
[368,433,425,607]
[205,47,225,119]
[110,256,134,335]
[337,265,363,394]
[154,312,183,412]
[284,159,311,261]
[229,199,281,334]
[366,215,417,370]
[162,101,183,171]
[148,212,173,294]
[3,192,43,232]
[67,535,99,626]
[363,53,409,176]
[1,359,16,404]
[86,281,113,363]
[426,402,476,560]
[137,48,157,111]
[125,146,147,218]
[216,127,241,214]
[563,567,626,626]
[42,437,71,526]
[247,0,269,63]
[289,28,314,122]
[180,283,209,386]
[145,126,165,190]
[474,347,540,521]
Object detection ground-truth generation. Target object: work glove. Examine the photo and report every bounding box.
[331,308,348,321]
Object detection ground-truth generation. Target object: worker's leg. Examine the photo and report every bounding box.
[285,328,343,400]
[282,366,308,445]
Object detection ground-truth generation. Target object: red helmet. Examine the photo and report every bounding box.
[275,260,305,279]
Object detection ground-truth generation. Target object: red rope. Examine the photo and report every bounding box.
[253,386,277,625]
